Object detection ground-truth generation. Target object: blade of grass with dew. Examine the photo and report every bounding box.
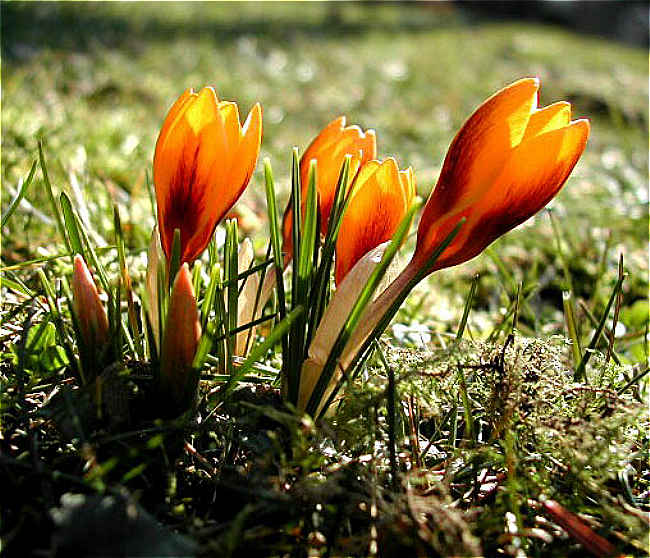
[1,160,37,228]
[305,203,420,417]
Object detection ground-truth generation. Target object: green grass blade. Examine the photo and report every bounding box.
[224,219,239,374]
[574,270,626,381]
[456,273,479,340]
[306,156,351,348]
[263,158,286,321]
[563,291,583,367]
[59,192,84,257]
[263,158,289,394]
[223,305,304,398]
[290,147,302,300]
[288,159,318,404]
[39,140,71,253]
[1,160,37,228]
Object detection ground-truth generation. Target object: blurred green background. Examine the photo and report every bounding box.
[2,2,648,361]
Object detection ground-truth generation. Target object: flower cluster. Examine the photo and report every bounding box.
[72,78,589,418]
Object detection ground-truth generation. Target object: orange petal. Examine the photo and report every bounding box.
[218,101,242,152]
[155,88,196,155]
[71,254,109,350]
[224,102,263,214]
[416,119,590,271]
[160,264,201,408]
[335,159,415,284]
[523,101,571,140]
[416,78,539,252]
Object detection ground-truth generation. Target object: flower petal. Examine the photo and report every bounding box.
[335,159,415,284]
[155,88,195,155]
[154,89,262,264]
[523,101,571,140]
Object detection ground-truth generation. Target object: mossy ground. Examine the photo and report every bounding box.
[1,3,648,556]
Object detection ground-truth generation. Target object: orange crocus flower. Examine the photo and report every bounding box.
[282,116,376,261]
[154,87,262,264]
[410,77,590,274]
[335,158,415,284]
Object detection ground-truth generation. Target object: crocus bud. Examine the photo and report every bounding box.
[72,254,109,353]
[335,158,414,284]
[159,263,201,413]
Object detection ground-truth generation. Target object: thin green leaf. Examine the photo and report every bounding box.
[39,140,70,253]
[1,160,37,228]
[574,271,626,381]
[223,305,304,398]
[456,273,479,340]
[59,192,84,257]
